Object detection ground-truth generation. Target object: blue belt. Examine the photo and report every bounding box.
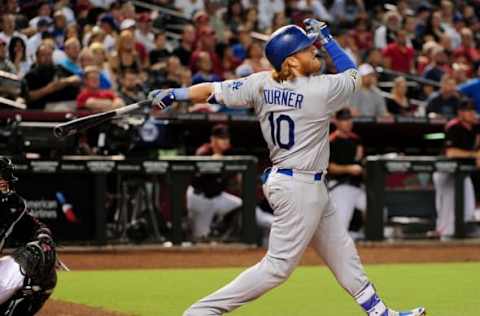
[261,168,323,184]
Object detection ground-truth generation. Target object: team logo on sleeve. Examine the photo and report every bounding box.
[228,80,244,90]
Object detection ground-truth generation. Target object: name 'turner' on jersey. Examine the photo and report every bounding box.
[263,88,304,109]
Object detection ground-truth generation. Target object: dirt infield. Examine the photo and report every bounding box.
[40,241,480,315]
[57,241,480,270]
[39,300,131,316]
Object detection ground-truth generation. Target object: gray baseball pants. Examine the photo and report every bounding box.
[184,167,369,315]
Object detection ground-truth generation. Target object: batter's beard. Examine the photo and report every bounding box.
[304,58,323,76]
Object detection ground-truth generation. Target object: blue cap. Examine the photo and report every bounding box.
[265,25,317,71]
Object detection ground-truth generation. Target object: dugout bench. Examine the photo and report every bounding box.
[365,155,478,240]
[12,156,258,245]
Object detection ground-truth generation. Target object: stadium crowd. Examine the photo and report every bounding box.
[0,0,480,116]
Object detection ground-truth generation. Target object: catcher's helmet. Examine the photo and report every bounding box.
[265,25,317,71]
[0,157,18,183]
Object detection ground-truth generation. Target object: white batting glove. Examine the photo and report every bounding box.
[148,89,175,110]
[304,18,333,45]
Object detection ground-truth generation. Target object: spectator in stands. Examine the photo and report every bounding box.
[205,0,228,43]
[192,11,210,37]
[426,75,461,117]
[121,1,136,21]
[0,14,28,49]
[26,17,51,62]
[386,76,415,116]
[243,7,260,32]
[328,108,366,238]
[57,37,81,76]
[76,65,124,111]
[225,0,244,32]
[98,14,118,52]
[423,47,449,83]
[190,26,223,76]
[78,47,113,90]
[453,27,480,65]
[258,0,284,31]
[118,69,146,104]
[22,43,81,110]
[330,0,365,23]
[151,55,186,89]
[149,31,171,68]
[167,56,186,86]
[2,0,29,30]
[350,63,387,116]
[374,10,402,49]
[423,10,446,42]
[350,15,373,54]
[175,0,204,18]
[89,42,115,90]
[217,44,241,80]
[230,26,253,61]
[237,42,270,74]
[192,52,221,85]
[173,24,195,67]
[458,68,480,113]
[382,30,415,74]
[52,10,67,49]
[366,48,383,69]
[110,30,143,76]
[55,0,76,24]
[120,19,148,66]
[135,13,155,53]
[0,38,15,74]
[295,0,333,23]
[29,2,53,31]
[451,61,470,84]
[266,11,288,35]
[335,29,359,66]
[8,36,30,78]
[432,100,479,239]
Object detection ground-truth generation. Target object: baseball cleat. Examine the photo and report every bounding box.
[387,307,426,316]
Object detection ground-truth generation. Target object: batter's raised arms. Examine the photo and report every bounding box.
[150,18,426,316]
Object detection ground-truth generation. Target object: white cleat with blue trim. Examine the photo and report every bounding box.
[386,307,426,316]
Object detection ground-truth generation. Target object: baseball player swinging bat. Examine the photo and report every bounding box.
[147,19,426,316]
[53,100,152,138]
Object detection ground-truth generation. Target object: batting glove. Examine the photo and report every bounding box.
[148,89,175,110]
[304,18,333,45]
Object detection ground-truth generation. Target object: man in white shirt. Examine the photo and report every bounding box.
[134,13,156,53]
[174,0,205,18]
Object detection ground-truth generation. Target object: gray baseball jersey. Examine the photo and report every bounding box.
[213,69,360,171]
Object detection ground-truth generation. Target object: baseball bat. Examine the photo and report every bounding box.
[53,100,152,138]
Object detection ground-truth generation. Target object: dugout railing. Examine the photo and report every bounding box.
[365,155,478,240]
[11,156,258,245]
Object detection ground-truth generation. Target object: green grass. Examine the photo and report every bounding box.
[53,262,480,316]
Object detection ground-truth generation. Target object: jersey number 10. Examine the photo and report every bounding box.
[268,113,295,150]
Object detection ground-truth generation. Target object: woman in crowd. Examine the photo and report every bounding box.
[387,76,416,115]
[8,36,30,78]
[110,30,143,77]
[90,42,116,90]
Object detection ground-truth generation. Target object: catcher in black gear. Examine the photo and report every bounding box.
[0,157,57,316]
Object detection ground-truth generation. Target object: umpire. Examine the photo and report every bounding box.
[328,108,366,234]
[0,158,57,315]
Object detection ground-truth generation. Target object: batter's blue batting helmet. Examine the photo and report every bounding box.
[265,25,317,71]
